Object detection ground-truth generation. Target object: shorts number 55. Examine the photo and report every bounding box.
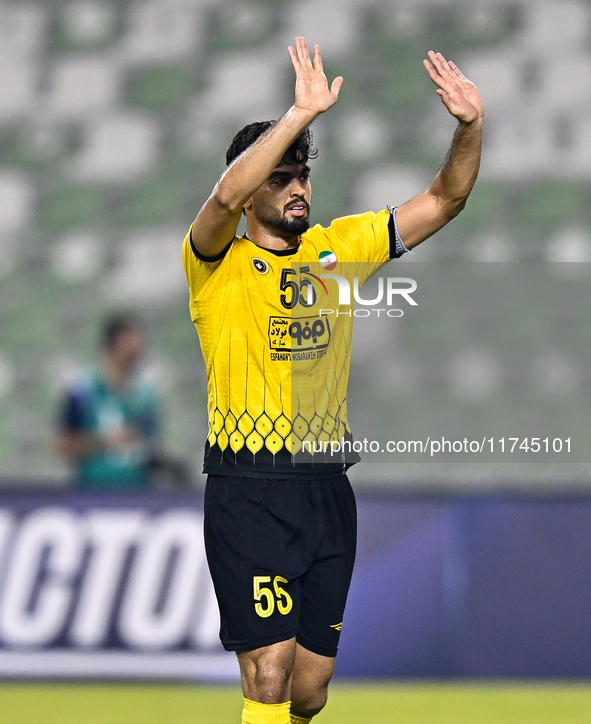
[253,575,293,618]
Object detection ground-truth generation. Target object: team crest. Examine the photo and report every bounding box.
[319,250,337,271]
[252,257,269,275]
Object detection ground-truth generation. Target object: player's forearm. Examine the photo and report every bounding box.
[214,106,317,212]
[429,117,483,217]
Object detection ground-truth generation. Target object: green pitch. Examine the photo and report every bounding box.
[1,682,591,724]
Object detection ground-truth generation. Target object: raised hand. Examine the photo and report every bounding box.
[288,36,343,115]
[423,51,483,124]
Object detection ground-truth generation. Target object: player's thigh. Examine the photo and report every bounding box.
[204,475,305,651]
[296,476,357,656]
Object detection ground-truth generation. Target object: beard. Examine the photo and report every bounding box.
[260,202,311,237]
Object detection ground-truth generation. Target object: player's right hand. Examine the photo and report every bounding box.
[288,36,343,115]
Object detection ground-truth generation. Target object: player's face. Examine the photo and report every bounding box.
[247,163,311,237]
[110,328,144,370]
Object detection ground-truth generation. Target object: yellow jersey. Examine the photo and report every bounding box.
[182,207,404,478]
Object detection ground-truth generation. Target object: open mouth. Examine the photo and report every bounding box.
[285,202,309,217]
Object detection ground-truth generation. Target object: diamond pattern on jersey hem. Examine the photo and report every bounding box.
[206,407,349,456]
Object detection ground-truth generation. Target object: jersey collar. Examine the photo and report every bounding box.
[243,234,301,256]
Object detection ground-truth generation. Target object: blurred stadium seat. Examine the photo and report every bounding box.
[0,0,590,488]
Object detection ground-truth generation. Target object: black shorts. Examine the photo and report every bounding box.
[203,474,357,657]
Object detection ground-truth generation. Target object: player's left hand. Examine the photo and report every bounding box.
[423,51,483,124]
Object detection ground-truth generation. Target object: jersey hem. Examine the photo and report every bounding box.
[203,464,350,480]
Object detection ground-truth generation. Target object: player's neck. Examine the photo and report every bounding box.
[244,224,300,252]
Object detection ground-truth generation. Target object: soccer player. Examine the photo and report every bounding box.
[183,37,483,724]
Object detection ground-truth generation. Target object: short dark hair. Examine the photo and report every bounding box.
[101,313,140,351]
[225,120,318,167]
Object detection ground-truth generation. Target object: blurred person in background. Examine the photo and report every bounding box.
[184,37,482,724]
[55,313,167,489]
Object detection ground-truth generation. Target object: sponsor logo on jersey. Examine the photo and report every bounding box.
[268,314,331,358]
[330,622,342,631]
[318,250,337,271]
[252,257,269,275]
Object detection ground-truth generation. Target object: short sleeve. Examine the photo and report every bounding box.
[387,206,410,259]
[325,207,408,265]
[182,225,234,298]
[322,208,409,287]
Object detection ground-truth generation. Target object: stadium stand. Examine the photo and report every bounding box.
[0,0,590,488]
